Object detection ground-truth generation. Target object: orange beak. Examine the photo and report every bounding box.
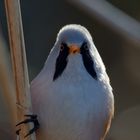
[69,45,80,54]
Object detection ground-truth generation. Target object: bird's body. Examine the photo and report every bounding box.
[31,25,114,140]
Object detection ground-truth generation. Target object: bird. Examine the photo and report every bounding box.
[30,24,114,140]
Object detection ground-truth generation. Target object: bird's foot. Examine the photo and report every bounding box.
[16,114,40,138]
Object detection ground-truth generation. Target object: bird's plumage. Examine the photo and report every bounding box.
[31,24,114,140]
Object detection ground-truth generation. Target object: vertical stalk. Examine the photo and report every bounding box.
[4,0,36,139]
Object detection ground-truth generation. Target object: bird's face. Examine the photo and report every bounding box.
[51,25,98,81]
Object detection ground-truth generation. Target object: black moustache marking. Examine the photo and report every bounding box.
[80,42,97,80]
[53,43,69,81]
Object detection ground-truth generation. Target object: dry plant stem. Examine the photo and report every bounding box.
[4,0,36,139]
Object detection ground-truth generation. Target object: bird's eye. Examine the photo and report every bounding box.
[60,43,67,51]
[60,45,64,51]
[81,42,88,51]
[84,45,88,50]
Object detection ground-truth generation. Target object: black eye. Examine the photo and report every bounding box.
[60,42,67,51]
[84,45,88,50]
[60,45,64,51]
[81,42,88,51]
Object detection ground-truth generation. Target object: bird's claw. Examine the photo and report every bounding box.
[16,114,40,138]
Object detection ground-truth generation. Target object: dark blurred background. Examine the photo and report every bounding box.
[0,0,140,139]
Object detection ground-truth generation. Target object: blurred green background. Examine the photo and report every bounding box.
[0,0,140,139]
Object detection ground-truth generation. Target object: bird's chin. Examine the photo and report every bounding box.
[68,53,81,60]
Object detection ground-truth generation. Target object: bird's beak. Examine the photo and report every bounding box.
[69,45,80,54]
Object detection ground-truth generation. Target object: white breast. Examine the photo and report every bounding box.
[31,55,114,140]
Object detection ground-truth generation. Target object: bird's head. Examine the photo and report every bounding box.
[45,24,106,82]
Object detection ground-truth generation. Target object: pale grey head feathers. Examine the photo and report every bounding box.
[56,24,93,47]
[44,24,107,82]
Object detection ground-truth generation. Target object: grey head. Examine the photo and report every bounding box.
[50,24,99,81]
